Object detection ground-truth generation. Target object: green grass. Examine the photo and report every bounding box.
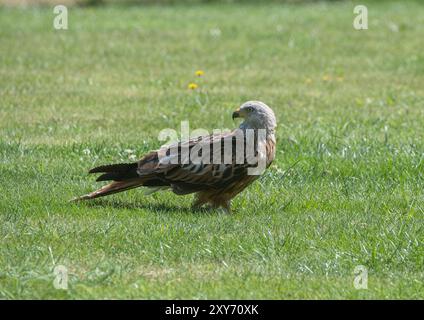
[1,1,424,299]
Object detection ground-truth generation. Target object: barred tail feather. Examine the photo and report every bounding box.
[70,179,143,202]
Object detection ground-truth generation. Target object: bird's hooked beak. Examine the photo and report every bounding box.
[232,108,241,120]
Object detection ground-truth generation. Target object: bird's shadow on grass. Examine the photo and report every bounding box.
[83,198,210,215]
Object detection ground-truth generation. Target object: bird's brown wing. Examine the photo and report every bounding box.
[135,130,253,194]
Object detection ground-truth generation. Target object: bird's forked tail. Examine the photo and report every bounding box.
[71,162,142,202]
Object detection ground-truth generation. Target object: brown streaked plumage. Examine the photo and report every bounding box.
[72,101,277,212]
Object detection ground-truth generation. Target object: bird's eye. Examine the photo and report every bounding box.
[246,107,253,112]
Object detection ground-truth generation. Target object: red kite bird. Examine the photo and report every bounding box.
[73,101,276,212]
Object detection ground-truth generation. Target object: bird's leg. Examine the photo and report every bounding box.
[192,196,207,211]
[221,200,232,214]
[208,198,232,214]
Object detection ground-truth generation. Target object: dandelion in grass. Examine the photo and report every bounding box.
[195,70,204,77]
[188,83,198,90]
[322,75,331,81]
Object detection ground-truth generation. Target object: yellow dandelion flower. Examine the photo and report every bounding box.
[322,75,331,81]
[195,70,204,77]
[188,83,198,90]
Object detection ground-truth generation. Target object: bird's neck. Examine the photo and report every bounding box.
[239,122,275,139]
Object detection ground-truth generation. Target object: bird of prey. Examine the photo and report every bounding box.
[73,101,277,212]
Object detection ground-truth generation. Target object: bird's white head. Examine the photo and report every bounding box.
[232,101,277,134]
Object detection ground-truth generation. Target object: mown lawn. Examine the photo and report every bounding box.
[1,1,423,299]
